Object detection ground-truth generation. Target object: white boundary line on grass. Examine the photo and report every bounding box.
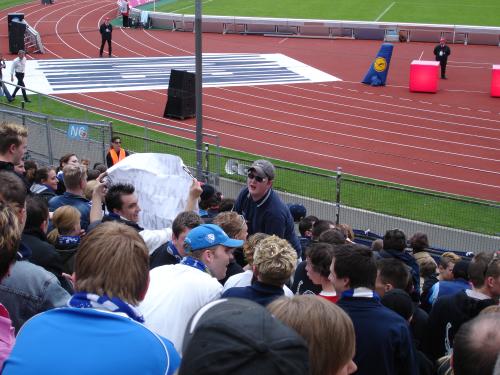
[374,1,396,22]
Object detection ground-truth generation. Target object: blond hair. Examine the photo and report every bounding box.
[243,233,269,266]
[48,205,81,243]
[268,295,356,375]
[0,122,27,154]
[253,235,296,286]
[75,222,149,305]
[84,180,99,200]
[439,251,461,267]
[62,164,86,190]
[0,203,21,279]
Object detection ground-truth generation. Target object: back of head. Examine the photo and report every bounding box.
[75,222,149,305]
[381,289,413,321]
[409,232,429,253]
[213,211,246,239]
[311,219,334,241]
[468,252,499,289]
[181,298,309,375]
[287,204,306,223]
[318,228,346,245]
[199,184,221,210]
[453,312,500,375]
[172,211,202,238]
[62,164,86,190]
[334,244,376,290]
[336,223,354,242]
[452,260,470,280]
[419,257,438,278]
[253,235,297,286]
[268,295,355,375]
[0,203,21,280]
[0,170,27,209]
[306,242,335,278]
[298,216,316,237]
[377,258,411,291]
[105,183,135,212]
[0,122,27,155]
[52,205,81,235]
[24,196,49,232]
[34,166,53,184]
[383,229,407,252]
[243,232,269,266]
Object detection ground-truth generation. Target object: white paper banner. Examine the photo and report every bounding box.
[106,153,193,230]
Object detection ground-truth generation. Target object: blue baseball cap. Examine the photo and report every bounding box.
[185,224,244,252]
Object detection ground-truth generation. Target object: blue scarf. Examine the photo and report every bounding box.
[341,287,380,301]
[167,241,182,263]
[57,235,81,246]
[68,292,145,323]
[180,256,210,274]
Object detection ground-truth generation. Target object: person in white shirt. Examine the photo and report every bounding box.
[139,224,244,351]
[9,50,30,103]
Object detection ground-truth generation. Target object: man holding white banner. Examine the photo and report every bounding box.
[89,153,202,254]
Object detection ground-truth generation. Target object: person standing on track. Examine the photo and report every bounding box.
[120,0,131,28]
[433,37,451,79]
[0,54,13,102]
[99,17,113,58]
[9,50,30,103]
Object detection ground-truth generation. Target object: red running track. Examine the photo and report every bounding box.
[1,0,499,201]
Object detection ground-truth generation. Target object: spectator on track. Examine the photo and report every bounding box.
[9,50,30,103]
[434,37,451,79]
[99,17,113,58]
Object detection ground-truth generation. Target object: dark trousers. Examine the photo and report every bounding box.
[0,81,13,101]
[100,38,112,57]
[439,60,447,78]
[122,15,129,27]
[12,72,28,101]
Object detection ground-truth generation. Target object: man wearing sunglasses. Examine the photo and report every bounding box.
[106,136,130,168]
[234,159,301,256]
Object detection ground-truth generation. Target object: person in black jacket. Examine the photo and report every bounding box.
[434,37,451,79]
[21,197,73,293]
[423,252,499,362]
[99,17,113,58]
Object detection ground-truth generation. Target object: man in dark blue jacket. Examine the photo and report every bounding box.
[331,243,418,375]
[234,160,301,255]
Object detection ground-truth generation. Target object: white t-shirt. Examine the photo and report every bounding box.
[139,264,222,351]
[222,270,294,297]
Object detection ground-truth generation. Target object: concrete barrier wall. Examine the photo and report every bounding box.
[130,8,500,46]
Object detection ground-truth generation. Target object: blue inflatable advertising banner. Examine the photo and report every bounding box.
[362,43,394,86]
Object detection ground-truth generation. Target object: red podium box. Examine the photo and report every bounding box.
[409,60,440,93]
[491,65,500,97]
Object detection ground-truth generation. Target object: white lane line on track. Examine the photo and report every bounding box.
[142,29,193,55]
[399,98,412,101]
[380,95,393,98]
[458,107,471,111]
[419,101,432,105]
[439,104,451,107]
[73,91,500,182]
[218,86,500,145]
[478,110,491,113]
[202,100,500,165]
[283,84,500,126]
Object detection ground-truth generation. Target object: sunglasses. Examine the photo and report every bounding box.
[247,172,266,183]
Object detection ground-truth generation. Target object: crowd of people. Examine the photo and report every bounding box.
[0,120,499,374]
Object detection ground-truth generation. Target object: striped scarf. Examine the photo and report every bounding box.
[68,292,145,323]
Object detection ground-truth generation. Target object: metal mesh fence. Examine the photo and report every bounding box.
[0,106,111,167]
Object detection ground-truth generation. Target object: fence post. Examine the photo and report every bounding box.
[203,143,209,183]
[214,136,221,187]
[45,116,54,165]
[335,167,342,225]
[143,123,149,152]
[21,102,25,126]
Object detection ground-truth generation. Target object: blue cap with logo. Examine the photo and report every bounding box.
[184,224,244,252]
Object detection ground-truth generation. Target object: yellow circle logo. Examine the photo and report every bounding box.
[374,57,387,72]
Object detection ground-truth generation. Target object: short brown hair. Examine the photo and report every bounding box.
[0,170,27,210]
[419,257,438,278]
[253,235,296,286]
[63,164,86,190]
[268,295,355,375]
[75,222,149,305]
[0,122,27,154]
[212,211,246,239]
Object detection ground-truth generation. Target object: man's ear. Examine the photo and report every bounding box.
[385,283,394,292]
[202,249,213,265]
[8,143,17,156]
[342,276,351,290]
